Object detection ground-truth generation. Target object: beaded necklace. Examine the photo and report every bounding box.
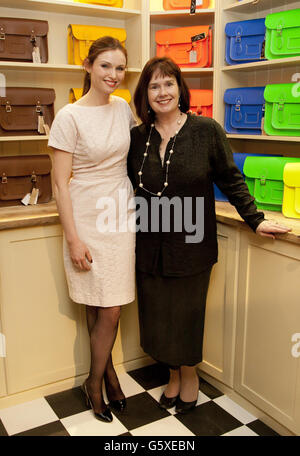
[138,113,183,197]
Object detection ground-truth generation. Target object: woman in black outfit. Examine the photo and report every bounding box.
[127,57,290,414]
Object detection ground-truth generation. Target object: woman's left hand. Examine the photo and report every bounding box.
[256,220,292,239]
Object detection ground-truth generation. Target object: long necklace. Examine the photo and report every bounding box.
[138,113,183,197]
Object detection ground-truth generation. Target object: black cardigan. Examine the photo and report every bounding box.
[127,114,265,277]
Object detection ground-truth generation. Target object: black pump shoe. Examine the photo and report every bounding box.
[109,398,127,413]
[81,382,113,423]
[159,392,178,410]
[175,397,197,414]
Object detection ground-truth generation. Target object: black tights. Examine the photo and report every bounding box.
[85,305,124,413]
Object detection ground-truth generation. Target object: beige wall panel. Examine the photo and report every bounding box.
[0,225,90,395]
[235,232,300,433]
[200,223,239,388]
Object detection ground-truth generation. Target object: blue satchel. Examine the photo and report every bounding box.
[214,152,280,202]
[214,152,260,202]
[225,18,266,65]
[224,86,265,135]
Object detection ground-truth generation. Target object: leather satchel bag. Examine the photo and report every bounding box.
[243,156,300,211]
[225,18,266,65]
[0,154,52,207]
[0,87,55,136]
[224,86,265,135]
[283,163,300,219]
[189,89,213,117]
[156,25,212,68]
[68,24,126,65]
[264,83,300,137]
[265,8,300,60]
[0,17,48,63]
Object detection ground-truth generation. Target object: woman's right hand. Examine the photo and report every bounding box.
[68,238,93,271]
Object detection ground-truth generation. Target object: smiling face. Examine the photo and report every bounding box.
[86,49,126,96]
[147,69,180,116]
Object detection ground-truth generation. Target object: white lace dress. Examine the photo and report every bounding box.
[48,96,136,307]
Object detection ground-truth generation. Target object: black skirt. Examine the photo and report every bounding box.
[136,264,212,368]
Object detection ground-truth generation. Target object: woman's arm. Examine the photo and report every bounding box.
[53,149,93,271]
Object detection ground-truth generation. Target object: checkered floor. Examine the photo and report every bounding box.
[0,363,279,436]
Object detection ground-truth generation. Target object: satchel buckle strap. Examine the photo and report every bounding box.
[36,101,42,113]
[1,174,7,184]
[0,27,5,40]
[5,101,12,113]
[260,175,266,185]
[31,172,37,184]
[30,30,37,45]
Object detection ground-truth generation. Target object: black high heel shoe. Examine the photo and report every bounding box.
[81,381,113,423]
[159,392,178,410]
[109,398,127,413]
[175,397,197,414]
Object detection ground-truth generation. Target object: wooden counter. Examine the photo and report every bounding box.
[1,200,300,244]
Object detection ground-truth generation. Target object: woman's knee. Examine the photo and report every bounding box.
[101,306,121,327]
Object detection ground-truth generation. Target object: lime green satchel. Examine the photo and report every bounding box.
[264,83,300,136]
[265,8,300,60]
[244,156,300,211]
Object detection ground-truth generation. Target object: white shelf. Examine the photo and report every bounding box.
[0,0,141,18]
[227,134,300,143]
[0,62,141,73]
[222,57,300,73]
[224,0,298,14]
[0,136,49,142]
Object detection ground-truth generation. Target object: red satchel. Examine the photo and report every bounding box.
[156,26,212,68]
[189,89,213,117]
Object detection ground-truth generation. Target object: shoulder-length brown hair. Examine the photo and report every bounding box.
[83,36,127,96]
[134,57,190,125]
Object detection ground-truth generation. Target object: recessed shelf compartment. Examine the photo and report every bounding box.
[0,0,141,18]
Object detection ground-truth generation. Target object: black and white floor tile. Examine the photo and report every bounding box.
[0,364,280,437]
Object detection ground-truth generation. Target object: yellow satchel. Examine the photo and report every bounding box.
[68,24,126,65]
[282,163,300,219]
[73,0,123,7]
[69,87,131,103]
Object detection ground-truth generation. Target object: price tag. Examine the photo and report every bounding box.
[32,46,41,63]
[189,50,197,63]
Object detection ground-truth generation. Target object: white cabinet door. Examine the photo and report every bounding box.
[235,230,300,434]
[200,223,240,388]
[0,225,90,395]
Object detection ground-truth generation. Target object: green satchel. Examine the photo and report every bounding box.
[265,8,300,60]
[244,156,300,211]
[264,83,300,136]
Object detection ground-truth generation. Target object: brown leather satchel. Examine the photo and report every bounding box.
[0,87,55,136]
[0,154,52,207]
[0,17,49,63]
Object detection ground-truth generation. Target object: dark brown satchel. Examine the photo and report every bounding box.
[0,17,49,63]
[0,87,55,136]
[0,154,52,207]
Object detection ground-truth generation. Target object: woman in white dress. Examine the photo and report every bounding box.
[48,37,136,423]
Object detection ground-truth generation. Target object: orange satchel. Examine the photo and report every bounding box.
[156,26,212,68]
[189,89,213,117]
[163,0,210,10]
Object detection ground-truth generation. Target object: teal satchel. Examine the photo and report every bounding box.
[264,83,300,137]
[265,8,300,59]
[244,156,300,211]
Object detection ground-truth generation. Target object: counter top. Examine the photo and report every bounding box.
[0,200,300,244]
